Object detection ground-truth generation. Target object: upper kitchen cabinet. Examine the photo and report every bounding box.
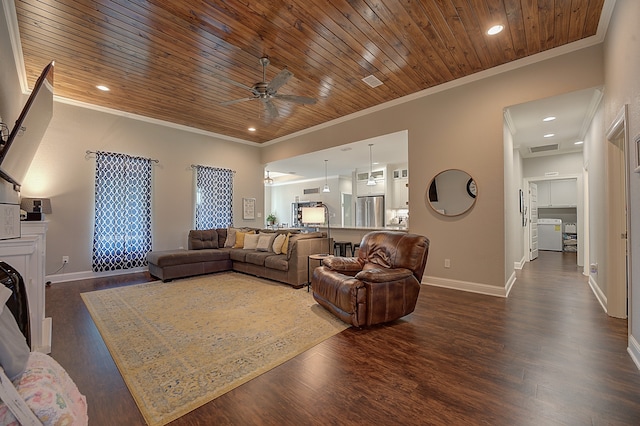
[356,167,386,196]
[536,179,577,207]
[388,166,408,208]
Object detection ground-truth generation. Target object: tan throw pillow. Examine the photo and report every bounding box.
[224,227,238,248]
[233,230,254,248]
[233,231,246,248]
[281,233,291,255]
[243,233,260,250]
[256,233,273,252]
[272,233,286,254]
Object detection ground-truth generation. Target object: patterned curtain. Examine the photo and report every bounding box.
[92,151,152,272]
[194,165,233,230]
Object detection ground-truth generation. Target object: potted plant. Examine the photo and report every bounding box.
[266,213,277,226]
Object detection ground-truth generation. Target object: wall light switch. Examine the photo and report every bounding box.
[444,259,451,268]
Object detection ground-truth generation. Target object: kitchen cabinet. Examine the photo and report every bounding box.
[536,179,577,207]
[391,178,408,208]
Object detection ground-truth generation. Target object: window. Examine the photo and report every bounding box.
[92,151,152,272]
[194,165,233,230]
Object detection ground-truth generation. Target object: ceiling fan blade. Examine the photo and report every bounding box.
[267,69,293,92]
[220,97,256,106]
[263,99,280,118]
[273,94,317,105]
[211,72,254,92]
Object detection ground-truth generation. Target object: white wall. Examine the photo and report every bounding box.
[20,101,263,279]
[523,152,584,177]
[583,100,607,297]
[603,0,640,366]
[269,176,342,226]
[504,120,525,279]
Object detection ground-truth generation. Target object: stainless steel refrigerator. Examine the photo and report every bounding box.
[355,195,385,228]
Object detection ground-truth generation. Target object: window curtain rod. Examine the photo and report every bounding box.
[85,150,159,163]
[190,164,236,173]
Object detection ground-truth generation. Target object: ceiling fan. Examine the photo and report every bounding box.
[216,57,317,119]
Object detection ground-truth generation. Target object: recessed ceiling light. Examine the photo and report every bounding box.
[96,85,110,91]
[544,133,555,138]
[487,25,504,35]
[574,141,584,145]
[543,116,556,122]
[248,127,256,132]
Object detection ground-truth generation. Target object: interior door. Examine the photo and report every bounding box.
[606,115,629,318]
[529,182,539,260]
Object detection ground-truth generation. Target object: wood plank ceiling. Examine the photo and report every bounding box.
[14,0,605,144]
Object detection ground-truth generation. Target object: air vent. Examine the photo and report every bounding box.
[362,75,383,88]
[303,188,320,195]
[529,144,559,153]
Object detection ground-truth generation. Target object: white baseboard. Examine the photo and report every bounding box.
[46,266,149,284]
[514,256,526,270]
[588,275,607,314]
[422,275,511,297]
[628,334,640,371]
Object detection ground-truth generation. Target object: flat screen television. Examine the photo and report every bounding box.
[0,61,54,189]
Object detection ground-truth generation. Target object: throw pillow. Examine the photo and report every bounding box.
[281,233,291,255]
[243,233,260,250]
[272,233,286,254]
[256,233,273,252]
[224,227,238,248]
[233,230,254,248]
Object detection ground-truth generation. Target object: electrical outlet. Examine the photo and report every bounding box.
[444,259,451,268]
[62,256,69,264]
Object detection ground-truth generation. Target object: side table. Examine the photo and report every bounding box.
[307,253,333,292]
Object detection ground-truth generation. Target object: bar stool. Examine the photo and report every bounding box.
[353,243,360,256]
[333,241,353,257]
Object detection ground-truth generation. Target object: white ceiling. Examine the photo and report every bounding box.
[507,87,602,159]
[266,87,601,183]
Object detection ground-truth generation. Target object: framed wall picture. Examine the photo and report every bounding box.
[242,197,256,220]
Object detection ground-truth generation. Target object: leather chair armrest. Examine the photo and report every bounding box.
[323,257,363,273]
[355,267,414,283]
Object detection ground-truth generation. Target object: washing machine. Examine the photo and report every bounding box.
[538,218,563,251]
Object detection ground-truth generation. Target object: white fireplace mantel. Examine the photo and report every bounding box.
[0,221,50,353]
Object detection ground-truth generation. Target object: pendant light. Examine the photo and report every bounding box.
[264,170,273,185]
[322,159,330,193]
[366,143,376,186]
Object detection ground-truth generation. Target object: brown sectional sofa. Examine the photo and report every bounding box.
[146,228,332,288]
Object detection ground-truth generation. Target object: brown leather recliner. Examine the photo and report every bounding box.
[312,231,429,327]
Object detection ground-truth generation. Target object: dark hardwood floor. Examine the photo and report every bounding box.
[46,251,640,425]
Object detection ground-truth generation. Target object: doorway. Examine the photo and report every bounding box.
[605,105,630,319]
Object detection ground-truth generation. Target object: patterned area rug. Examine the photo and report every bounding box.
[81,272,349,426]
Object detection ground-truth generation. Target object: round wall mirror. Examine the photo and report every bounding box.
[426,169,477,216]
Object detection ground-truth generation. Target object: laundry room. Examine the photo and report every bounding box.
[534,179,578,252]
[521,149,583,261]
